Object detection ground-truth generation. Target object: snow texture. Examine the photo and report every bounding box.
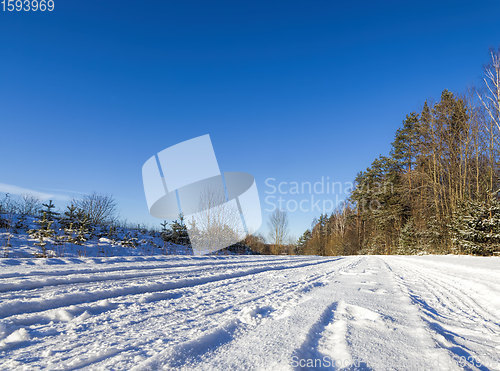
[0,255,498,370]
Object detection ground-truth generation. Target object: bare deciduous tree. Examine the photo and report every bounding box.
[267,209,289,254]
[187,186,243,253]
[477,48,500,192]
[73,192,117,225]
[17,194,42,216]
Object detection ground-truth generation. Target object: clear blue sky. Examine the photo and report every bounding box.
[1,0,500,239]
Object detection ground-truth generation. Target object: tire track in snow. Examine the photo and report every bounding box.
[0,255,306,277]
[117,258,357,368]
[0,257,319,293]
[292,301,346,369]
[385,257,500,371]
[289,257,451,371]
[1,257,354,370]
[3,256,497,370]
[140,257,363,370]
[0,261,340,340]
[0,258,340,319]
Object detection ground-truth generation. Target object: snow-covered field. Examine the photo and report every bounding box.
[0,255,499,370]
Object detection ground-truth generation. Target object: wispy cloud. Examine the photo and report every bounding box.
[39,187,87,197]
[0,183,73,201]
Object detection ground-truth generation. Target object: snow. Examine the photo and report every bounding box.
[0,214,193,258]
[0,255,499,370]
[0,230,190,258]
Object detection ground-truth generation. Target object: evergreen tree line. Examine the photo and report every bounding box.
[0,192,259,256]
[297,50,500,256]
[0,193,170,257]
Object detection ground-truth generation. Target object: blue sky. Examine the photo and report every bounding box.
[1,0,500,239]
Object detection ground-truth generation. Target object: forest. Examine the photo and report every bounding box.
[295,49,500,256]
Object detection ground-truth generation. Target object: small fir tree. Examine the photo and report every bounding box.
[161,214,190,246]
[28,200,58,257]
[75,209,90,245]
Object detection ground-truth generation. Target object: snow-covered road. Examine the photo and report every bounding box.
[0,255,499,370]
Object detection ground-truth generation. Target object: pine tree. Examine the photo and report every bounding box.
[160,220,169,239]
[162,214,190,246]
[396,219,422,255]
[419,216,445,253]
[60,204,78,245]
[29,200,58,257]
[296,229,311,255]
[121,232,138,248]
[392,112,420,176]
[60,204,77,229]
[160,220,169,252]
[75,209,90,245]
[42,200,59,221]
[450,191,500,255]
